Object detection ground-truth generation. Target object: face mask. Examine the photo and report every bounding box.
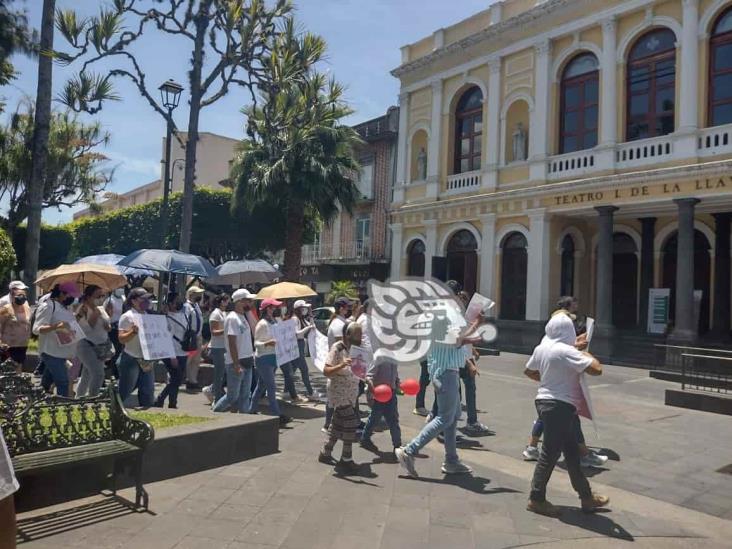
[139,299,151,311]
[299,307,308,315]
[192,296,202,303]
[272,309,281,318]
[242,303,251,312]
[13,296,26,306]
[93,297,105,307]
[114,289,124,298]
[63,296,75,307]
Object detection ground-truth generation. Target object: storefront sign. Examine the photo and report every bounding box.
[647,289,670,334]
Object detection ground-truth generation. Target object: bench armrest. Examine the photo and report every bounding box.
[109,385,155,449]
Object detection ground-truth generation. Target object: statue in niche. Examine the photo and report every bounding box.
[512,122,527,162]
[417,147,427,181]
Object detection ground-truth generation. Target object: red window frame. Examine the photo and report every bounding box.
[559,55,599,154]
[709,7,732,127]
[626,30,676,141]
[453,87,483,174]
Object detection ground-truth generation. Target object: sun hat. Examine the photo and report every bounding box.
[232,288,256,302]
[57,281,81,298]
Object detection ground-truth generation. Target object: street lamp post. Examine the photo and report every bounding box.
[157,79,183,301]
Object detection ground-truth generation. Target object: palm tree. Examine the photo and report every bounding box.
[231,21,362,282]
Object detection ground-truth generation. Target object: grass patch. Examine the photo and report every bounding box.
[27,338,38,353]
[129,411,212,430]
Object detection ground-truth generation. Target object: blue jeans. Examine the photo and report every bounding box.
[156,355,187,408]
[361,393,402,448]
[405,369,461,464]
[249,354,280,416]
[210,348,226,402]
[41,353,69,397]
[460,368,478,425]
[118,352,154,406]
[290,339,313,395]
[280,361,298,399]
[213,359,253,413]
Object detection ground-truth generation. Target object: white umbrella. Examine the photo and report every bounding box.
[209,259,282,286]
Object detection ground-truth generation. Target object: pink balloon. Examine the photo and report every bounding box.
[400,378,420,396]
[373,384,393,403]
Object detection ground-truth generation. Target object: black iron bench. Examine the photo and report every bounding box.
[1,384,154,509]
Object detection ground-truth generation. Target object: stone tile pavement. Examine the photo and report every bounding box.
[14,353,732,548]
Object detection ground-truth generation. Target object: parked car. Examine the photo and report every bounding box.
[312,306,334,335]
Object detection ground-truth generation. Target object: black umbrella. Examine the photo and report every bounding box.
[208,259,282,286]
[118,249,217,278]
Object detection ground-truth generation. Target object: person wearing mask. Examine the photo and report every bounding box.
[117,288,156,406]
[75,285,112,398]
[323,297,351,431]
[104,287,126,374]
[291,300,315,399]
[0,283,31,372]
[32,282,81,397]
[274,305,304,404]
[524,313,608,517]
[154,292,187,409]
[183,286,205,392]
[207,293,231,403]
[250,298,291,426]
[0,280,28,308]
[0,425,18,549]
[212,289,256,414]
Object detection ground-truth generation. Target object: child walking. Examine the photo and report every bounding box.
[360,358,402,461]
[319,322,362,473]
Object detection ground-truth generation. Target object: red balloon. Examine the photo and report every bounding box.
[400,378,420,396]
[373,384,393,403]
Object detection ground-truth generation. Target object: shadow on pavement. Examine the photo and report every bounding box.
[332,463,380,486]
[16,494,152,544]
[556,461,610,478]
[406,474,522,496]
[557,507,634,541]
[593,447,621,461]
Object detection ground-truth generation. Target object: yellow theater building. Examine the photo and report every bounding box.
[388,0,732,360]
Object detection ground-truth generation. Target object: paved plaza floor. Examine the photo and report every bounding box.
[14,353,732,548]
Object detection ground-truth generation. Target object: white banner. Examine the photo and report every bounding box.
[135,313,176,360]
[270,318,299,366]
[308,329,330,373]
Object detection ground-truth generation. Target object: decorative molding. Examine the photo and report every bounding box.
[403,234,426,254]
[534,38,552,57]
[551,42,603,83]
[495,223,530,251]
[488,56,502,74]
[505,51,534,77]
[500,91,535,118]
[654,219,715,253]
[555,225,587,254]
[601,16,617,33]
[699,0,730,38]
[617,16,683,63]
[438,221,482,254]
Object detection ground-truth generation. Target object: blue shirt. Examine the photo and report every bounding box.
[427,341,466,380]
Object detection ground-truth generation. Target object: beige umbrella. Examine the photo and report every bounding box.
[35,263,127,293]
[256,281,317,300]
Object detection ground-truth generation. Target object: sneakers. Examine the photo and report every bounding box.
[437,434,466,444]
[580,451,608,468]
[202,385,214,404]
[395,447,419,478]
[425,413,434,424]
[321,427,329,434]
[360,439,379,453]
[463,422,494,436]
[441,460,473,475]
[522,445,540,461]
[581,493,610,513]
[318,452,336,465]
[526,499,561,518]
[335,459,360,474]
[413,407,429,416]
[278,415,292,426]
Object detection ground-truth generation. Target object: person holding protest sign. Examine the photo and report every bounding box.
[153,292,188,409]
[118,288,156,406]
[75,285,112,398]
[290,300,316,399]
[250,298,291,426]
[32,282,82,397]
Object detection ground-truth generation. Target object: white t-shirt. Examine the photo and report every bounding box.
[118,310,144,359]
[355,314,372,351]
[33,299,78,359]
[78,306,111,344]
[104,294,125,323]
[0,427,18,501]
[224,311,254,363]
[166,310,188,357]
[208,308,226,349]
[327,315,347,348]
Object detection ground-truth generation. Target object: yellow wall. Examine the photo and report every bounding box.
[505,100,530,163]
[410,130,428,182]
[498,164,530,186]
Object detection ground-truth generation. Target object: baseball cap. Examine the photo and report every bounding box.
[9,280,28,291]
[232,288,256,302]
[128,287,153,301]
[57,281,81,298]
[333,296,352,308]
[186,286,205,296]
[293,299,311,309]
[260,297,283,311]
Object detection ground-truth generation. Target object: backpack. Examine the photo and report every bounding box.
[168,312,198,352]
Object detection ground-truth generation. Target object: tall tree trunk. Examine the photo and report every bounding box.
[24,0,55,301]
[283,199,305,282]
[178,1,211,254]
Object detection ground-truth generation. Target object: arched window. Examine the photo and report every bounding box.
[454,87,483,174]
[446,230,478,295]
[559,53,599,153]
[709,7,732,126]
[500,232,528,320]
[406,240,425,277]
[626,28,676,141]
[560,234,575,296]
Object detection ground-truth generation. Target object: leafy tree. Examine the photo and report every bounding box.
[12,224,73,271]
[0,227,16,286]
[0,0,35,96]
[325,280,357,306]
[231,20,362,281]
[0,104,111,239]
[55,0,293,254]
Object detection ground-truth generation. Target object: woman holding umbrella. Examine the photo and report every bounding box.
[118,288,156,407]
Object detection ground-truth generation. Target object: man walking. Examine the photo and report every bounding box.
[524,313,608,517]
[184,286,205,392]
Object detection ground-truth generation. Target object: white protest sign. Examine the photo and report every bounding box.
[349,345,372,380]
[135,313,176,360]
[585,317,595,343]
[56,318,84,347]
[308,329,329,373]
[270,318,299,366]
[465,293,494,323]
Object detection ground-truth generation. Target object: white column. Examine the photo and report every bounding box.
[483,58,501,191]
[600,17,617,146]
[427,81,442,198]
[479,213,497,299]
[396,92,410,187]
[389,223,403,279]
[679,0,699,133]
[424,219,438,279]
[530,39,551,181]
[526,209,551,320]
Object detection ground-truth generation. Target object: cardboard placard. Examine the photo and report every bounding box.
[135,313,176,360]
[270,318,299,367]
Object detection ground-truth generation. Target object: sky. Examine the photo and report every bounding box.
[2,0,493,224]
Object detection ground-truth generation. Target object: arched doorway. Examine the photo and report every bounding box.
[446,230,478,294]
[662,230,711,334]
[500,232,528,320]
[612,233,638,328]
[560,234,575,296]
[406,240,425,277]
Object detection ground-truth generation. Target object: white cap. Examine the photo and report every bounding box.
[9,280,28,291]
[232,288,256,302]
[293,299,311,309]
[186,286,205,296]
